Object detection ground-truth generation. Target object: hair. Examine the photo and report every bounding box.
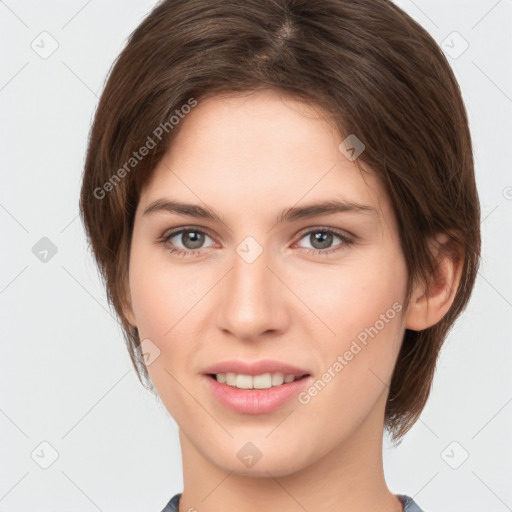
[79,0,480,443]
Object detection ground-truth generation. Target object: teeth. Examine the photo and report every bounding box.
[215,372,302,389]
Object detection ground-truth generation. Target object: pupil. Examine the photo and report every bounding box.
[183,231,204,249]
[312,232,332,250]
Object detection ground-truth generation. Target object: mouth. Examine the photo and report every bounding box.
[201,359,313,413]
[203,370,313,414]
[206,372,310,390]
[201,359,312,389]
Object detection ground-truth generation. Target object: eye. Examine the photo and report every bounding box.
[161,227,215,257]
[159,226,354,258]
[295,228,354,255]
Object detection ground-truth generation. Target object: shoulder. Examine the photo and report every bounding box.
[162,493,426,512]
[397,494,426,512]
[160,492,181,512]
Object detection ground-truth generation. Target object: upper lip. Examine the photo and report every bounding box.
[202,359,311,377]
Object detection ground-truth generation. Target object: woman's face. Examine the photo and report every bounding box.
[125,89,410,476]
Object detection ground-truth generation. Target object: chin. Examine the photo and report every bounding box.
[199,435,314,478]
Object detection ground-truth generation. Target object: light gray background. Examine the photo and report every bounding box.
[1,0,511,511]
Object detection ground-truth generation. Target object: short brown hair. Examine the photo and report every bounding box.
[79,0,481,442]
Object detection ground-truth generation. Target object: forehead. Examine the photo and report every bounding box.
[138,89,391,228]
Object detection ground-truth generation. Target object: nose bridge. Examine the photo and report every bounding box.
[216,240,287,338]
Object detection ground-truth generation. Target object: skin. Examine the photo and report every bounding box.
[123,88,462,512]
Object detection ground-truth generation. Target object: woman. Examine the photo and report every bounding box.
[79,1,481,510]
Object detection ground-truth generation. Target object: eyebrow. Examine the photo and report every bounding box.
[143,198,377,224]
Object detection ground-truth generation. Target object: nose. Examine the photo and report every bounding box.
[215,244,291,341]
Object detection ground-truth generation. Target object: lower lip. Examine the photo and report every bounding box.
[203,374,312,414]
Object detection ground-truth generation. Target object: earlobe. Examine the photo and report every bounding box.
[405,233,464,331]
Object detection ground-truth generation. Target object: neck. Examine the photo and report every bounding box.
[177,396,402,512]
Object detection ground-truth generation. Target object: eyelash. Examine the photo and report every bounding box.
[158,226,355,258]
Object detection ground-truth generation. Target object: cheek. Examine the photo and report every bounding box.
[128,247,200,415]
[128,241,197,338]
[293,247,408,404]
[294,247,408,341]
[129,272,170,338]
[127,243,212,385]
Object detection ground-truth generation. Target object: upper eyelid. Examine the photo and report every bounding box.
[163,226,217,242]
[296,225,353,238]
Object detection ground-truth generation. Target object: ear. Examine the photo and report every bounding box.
[121,281,137,328]
[405,232,464,331]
